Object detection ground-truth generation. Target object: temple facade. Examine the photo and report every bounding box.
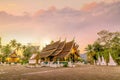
[40,39,80,62]
[6,51,20,63]
[29,53,40,65]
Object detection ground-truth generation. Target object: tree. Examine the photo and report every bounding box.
[85,44,95,64]
[0,37,2,54]
[0,54,2,57]
[23,46,33,61]
[9,39,17,49]
[97,30,113,48]
[16,43,22,50]
[0,54,2,62]
[1,44,12,62]
[85,44,93,53]
[86,30,120,65]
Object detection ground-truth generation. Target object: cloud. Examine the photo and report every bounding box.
[34,9,45,17]
[0,1,120,52]
[0,11,31,25]
[81,2,97,11]
[33,1,120,32]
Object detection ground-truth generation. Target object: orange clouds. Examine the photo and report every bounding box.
[34,9,45,16]
[34,6,57,17]
[82,2,97,11]
[48,6,56,11]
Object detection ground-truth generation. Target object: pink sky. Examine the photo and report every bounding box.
[0,0,120,53]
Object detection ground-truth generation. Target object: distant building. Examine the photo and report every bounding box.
[29,53,40,65]
[6,51,20,63]
[40,39,80,62]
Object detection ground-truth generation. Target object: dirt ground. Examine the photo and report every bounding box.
[0,64,120,80]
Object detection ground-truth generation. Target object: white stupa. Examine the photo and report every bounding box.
[100,56,107,65]
[97,54,101,65]
[108,53,117,66]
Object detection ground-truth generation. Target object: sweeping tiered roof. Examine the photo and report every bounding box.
[9,51,18,58]
[51,41,66,56]
[56,40,74,58]
[40,40,60,58]
[30,53,39,60]
[40,39,78,58]
[42,41,60,51]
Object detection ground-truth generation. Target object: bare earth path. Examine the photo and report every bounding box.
[0,65,120,80]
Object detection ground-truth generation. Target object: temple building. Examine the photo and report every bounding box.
[29,53,40,65]
[40,39,80,62]
[6,51,20,63]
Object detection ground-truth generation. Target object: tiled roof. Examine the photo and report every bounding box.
[42,41,60,52]
[56,40,74,58]
[9,51,18,58]
[40,40,78,58]
[40,49,56,58]
[30,54,38,60]
[61,40,74,52]
[40,40,60,58]
[51,41,65,56]
[56,51,69,58]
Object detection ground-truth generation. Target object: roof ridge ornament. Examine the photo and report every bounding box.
[73,37,75,42]
[59,37,61,41]
[65,38,67,42]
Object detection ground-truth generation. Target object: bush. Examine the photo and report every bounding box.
[63,62,68,67]
[14,62,17,64]
[20,59,28,65]
[115,57,120,65]
[77,58,84,62]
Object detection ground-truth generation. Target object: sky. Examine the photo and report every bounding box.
[0,0,120,53]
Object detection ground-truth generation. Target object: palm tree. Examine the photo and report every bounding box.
[85,44,93,53]
[22,45,26,50]
[9,39,17,49]
[15,42,23,59]
[16,43,22,50]
[85,44,95,64]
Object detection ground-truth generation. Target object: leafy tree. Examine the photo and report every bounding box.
[1,44,12,62]
[85,44,95,64]
[0,37,2,54]
[16,43,22,50]
[0,54,2,62]
[9,39,17,49]
[23,46,33,62]
[86,30,120,65]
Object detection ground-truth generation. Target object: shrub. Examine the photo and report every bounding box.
[115,57,120,65]
[63,62,68,67]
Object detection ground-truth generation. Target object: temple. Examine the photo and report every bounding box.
[6,51,20,63]
[40,39,80,62]
[29,53,40,65]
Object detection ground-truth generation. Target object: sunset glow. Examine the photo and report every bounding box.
[0,0,120,53]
